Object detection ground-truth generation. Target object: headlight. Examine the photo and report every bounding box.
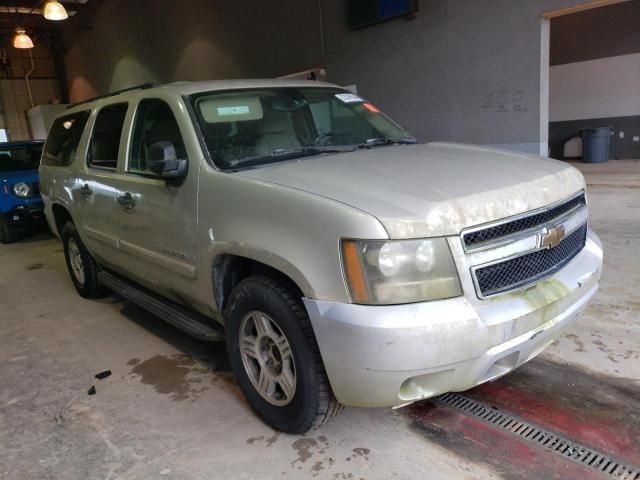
[342,238,462,305]
[13,182,30,197]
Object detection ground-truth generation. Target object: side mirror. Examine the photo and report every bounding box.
[148,141,187,180]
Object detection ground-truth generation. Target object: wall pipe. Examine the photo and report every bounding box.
[25,48,35,108]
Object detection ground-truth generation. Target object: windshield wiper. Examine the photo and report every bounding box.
[227,145,357,170]
[273,145,358,155]
[359,138,419,148]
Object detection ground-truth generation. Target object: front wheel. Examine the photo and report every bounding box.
[225,276,343,433]
[61,222,109,298]
[0,217,19,244]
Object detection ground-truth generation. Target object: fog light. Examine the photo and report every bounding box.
[398,369,454,401]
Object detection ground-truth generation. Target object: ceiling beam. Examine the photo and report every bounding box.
[0,1,82,13]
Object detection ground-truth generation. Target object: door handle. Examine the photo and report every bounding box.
[117,192,135,210]
[78,184,93,198]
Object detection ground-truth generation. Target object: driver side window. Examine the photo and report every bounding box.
[129,99,186,175]
[308,97,375,142]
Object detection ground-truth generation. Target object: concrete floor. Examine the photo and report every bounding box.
[1,161,638,480]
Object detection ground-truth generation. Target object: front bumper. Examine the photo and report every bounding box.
[3,202,46,232]
[304,229,603,408]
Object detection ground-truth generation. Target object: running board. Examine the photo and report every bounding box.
[97,270,224,342]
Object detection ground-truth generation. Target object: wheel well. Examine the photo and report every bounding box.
[51,204,73,237]
[213,255,304,312]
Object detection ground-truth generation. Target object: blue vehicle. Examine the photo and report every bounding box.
[0,140,46,243]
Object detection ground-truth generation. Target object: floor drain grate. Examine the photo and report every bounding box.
[435,393,640,479]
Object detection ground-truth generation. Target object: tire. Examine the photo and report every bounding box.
[0,217,19,244]
[61,222,109,298]
[225,275,343,433]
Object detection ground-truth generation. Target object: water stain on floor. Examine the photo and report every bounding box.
[128,354,210,401]
[565,333,586,352]
[246,432,280,447]
[291,438,318,465]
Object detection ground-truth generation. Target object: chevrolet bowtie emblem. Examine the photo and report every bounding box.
[540,225,566,249]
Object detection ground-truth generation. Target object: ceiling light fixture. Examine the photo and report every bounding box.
[13,29,34,49]
[44,0,68,21]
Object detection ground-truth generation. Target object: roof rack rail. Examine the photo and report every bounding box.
[67,82,157,109]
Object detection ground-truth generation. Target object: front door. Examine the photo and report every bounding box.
[74,103,128,267]
[114,98,198,292]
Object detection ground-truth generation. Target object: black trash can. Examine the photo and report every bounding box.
[581,127,612,163]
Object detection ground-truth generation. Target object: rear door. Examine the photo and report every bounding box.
[114,97,198,290]
[74,103,128,266]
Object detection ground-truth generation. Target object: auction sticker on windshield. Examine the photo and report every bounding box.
[335,93,363,103]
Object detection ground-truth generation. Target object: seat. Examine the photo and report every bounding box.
[255,110,300,155]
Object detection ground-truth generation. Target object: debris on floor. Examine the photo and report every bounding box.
[95,370,112,380]
[87,385,96,395]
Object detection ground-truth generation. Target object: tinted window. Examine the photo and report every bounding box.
[0,143,44,172]
[42,111,90,167]
[129,99,186,175]
[88,103,128,169]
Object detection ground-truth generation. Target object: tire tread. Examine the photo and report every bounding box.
[62,222,109,299]
[237,275,343,431]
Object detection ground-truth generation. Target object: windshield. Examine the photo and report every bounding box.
[190,87,415,169]
[0,143,43,173]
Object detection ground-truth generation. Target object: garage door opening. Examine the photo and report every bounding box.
[540,0,640,161]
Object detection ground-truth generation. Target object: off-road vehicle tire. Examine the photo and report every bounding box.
[62,222,109,298]
[225,275,343,434]
[0,217,19,244]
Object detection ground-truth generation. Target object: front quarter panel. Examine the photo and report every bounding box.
[197,162,389,306]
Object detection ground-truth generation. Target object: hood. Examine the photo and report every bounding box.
[1,169,39,184]
[236,142,585,238]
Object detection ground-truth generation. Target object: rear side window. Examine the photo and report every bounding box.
[88,103,128,169]
[42,110,90,167]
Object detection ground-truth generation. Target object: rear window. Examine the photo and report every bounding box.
[0,143,43,172]
[42,110,90,167]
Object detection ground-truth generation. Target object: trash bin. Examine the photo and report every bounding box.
[581,127,612,163]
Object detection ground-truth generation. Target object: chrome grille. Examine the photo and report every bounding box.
[474,223,587,297]
[463,193,586,248]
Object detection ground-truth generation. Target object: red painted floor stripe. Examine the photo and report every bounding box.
[408,402,607,480]
[464,360,640,465]
[403,359,640,478]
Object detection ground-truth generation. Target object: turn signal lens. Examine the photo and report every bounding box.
[341,240,370,303]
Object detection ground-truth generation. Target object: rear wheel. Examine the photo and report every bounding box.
[61,222,109,298]
[225,275,343,433]
[0,217,19,244]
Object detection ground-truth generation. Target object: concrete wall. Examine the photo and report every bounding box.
[63,0,324,102]
[548,0,640,159]
[550,0,640,65]
[321,0,597,156]
[550,53,640,122]
[63,0,609,156]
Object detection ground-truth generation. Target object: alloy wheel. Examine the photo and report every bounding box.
[68,238,86,285]
[239,310,296,406]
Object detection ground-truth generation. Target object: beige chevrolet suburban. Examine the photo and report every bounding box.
[39,80,603,433]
